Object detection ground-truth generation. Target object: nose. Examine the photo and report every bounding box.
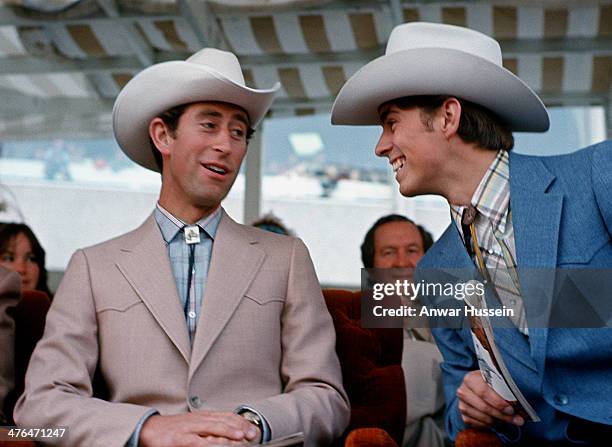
[375,129,392,158]
[211,128,234,153]
[13,259,27,275]
[392,253,416,269]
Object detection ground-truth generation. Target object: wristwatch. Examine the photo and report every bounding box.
[239,410,263,443]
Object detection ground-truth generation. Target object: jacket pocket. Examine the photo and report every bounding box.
[243,293,285,305]
[96,295,143,313]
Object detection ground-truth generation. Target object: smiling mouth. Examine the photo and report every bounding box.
[391,157,405,173]
[203,164,227,175]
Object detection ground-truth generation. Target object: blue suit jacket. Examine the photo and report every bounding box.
[417,141,612,443]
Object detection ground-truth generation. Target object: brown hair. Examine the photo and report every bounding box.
[385,95,514,151]
[0,222,51,296]
[361,214,434,268]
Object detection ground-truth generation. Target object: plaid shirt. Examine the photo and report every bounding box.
[154,204,222,343]
[450,150,528,334]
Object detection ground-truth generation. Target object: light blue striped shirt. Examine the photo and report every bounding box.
[154,203,222,339]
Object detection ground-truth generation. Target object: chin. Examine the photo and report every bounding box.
[193,190,229,208]
[398,178,430,198]
[398,184,418,198]
[194,197,222,209]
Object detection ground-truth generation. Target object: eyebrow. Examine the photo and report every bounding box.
[378,105,392,124]
[380,243,421,250]
[379,243,398,250]
[195,109,250,127]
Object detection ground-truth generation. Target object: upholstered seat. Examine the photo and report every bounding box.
[3,289,50,447]
[4,289,50,424]
[322,289,405,447]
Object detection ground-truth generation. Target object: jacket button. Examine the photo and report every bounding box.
[554,394,569,406]
[189,395,202,408]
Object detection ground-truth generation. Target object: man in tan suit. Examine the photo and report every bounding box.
[0,266,20,425]
[15,49,349,447]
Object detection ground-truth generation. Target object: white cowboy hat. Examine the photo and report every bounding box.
[331,22,549,132]
[113,48,280,172]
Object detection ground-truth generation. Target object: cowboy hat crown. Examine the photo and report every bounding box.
[113,48,280,172]
[331,22,549,132]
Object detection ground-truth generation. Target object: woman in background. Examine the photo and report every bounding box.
[0,223,51,297]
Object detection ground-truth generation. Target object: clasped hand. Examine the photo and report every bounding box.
[140,411,261,447]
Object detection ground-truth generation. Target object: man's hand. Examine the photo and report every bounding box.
[456,371,525,429]
[139,411,260,447]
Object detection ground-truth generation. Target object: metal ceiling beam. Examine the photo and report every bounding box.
[0,87,113,119]
[175,36,612,66]
[538,92,608,106]
[0,55,142,75]
[177,0,208,47]
[500,37,612,55]
[209,0,389,15]
[0,114,112,140]
[2,32,612,77]
[238,47,383,67]
[0,5,179,27]
[0,48,379,75]
[272,92,609,112]
[388,0,404,27]
[95,0,153,67]
[607,86,612,140]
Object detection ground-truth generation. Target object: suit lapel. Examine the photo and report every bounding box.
[115,214,191,363]
[189,211,265,378]
[424,208,538,373]
[509,152,563,374]
[420,224,474,271]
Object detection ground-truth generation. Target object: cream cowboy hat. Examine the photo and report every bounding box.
[113,48,280,172]
[331,22,549,132]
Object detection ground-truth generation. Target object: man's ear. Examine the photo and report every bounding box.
[440,97,461,139]
[149,117,172,156]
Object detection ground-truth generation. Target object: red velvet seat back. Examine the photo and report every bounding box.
[323,289,406,446]
[4,290,51,424]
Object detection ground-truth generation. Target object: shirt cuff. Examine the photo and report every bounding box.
[126,409,159,447]
[235,405,271,443]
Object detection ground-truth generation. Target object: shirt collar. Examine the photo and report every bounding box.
[450,149,511,234]
[154,203,222,244]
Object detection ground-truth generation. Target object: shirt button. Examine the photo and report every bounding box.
[190,395,202,408]
[553,394,569,406]
[487,249,494,255]
[188,311,196,319]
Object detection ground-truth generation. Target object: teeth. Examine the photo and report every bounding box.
[205,165,226,174]
[392,158,405,173]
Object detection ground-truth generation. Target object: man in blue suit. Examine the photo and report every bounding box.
[332,22,612,444]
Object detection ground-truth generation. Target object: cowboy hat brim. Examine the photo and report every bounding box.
[113,60,279,172]
[331,47,549,132]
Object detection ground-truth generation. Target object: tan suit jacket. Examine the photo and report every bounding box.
[15,211,349,446]
[0,266,20,422]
